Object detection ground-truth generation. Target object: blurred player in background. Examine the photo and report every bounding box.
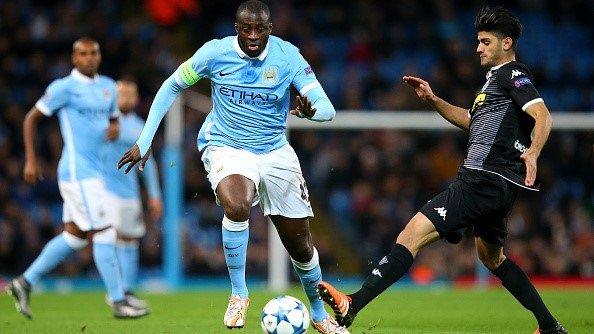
[102,79,163,309]
[6,38,148,319]
[318,6,567,334]
[118,1,349,333]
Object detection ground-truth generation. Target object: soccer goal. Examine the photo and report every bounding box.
[161,91,594,291]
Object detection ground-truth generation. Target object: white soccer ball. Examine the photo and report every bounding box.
[260,295,310,334]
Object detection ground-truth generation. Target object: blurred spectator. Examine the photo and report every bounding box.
[0,0,592,281]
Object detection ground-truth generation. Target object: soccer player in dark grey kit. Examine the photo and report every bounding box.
[318,6,567,334]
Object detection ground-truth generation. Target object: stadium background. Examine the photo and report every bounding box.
[0,0,592,292]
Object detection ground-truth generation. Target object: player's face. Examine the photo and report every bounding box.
[235,11,272,58]
[117,81,139,113]
[476,31,504,67]
[72,41,101,77]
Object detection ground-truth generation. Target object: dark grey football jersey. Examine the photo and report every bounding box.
[463,61,543,191]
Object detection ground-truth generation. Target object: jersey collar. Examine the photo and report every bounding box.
[486,60,514,79]
[71,68,98,83]
[233,36,269,61]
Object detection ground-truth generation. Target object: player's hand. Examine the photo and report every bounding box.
[403,76,435,103]
[118,144,151,173]
[520,149,538,187]
[23,159,43,184]
[290,96,316,119]
[106,121,119,141]
[148,198,163,222]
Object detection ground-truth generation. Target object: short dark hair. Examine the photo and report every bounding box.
[475,6,523,48]
[72,37,99,52]
[236,0,270,21]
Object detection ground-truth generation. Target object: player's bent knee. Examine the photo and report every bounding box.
[62,231,89,250]
[222,202,251,222]
[480,252,506,271]
[92,227,117,244]
[291,247,318,271]
[222,215,249,231]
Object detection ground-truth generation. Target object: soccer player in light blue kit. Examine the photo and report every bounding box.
[102,79,162,309]
[6,38,148,319]
[118,1,348,333]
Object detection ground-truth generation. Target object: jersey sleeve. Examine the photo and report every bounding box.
[173,40,218,88]
[109,82,120,119]
[35,80,68,116]
[290,48,321,96]
[497,64,543,111]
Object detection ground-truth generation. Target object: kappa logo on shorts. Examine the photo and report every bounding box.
[434,207,447,220]
[372,268,382,278]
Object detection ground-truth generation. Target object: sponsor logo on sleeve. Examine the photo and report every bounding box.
[514,77,531,87]
[304,66,314,75]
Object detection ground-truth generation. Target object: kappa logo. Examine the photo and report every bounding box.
[372,268,382,278]
[434,207,447,220]
[511,69,524,79]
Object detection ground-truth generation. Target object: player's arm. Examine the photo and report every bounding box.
[140,155,163,222]
[521,102,552,187]
[23,107,46,184]
[290,50,336,122]
[24,81,67,183]
[118,41,215,173]
[403,76,470,131]
[496,64,551,187]
[106,85,120,141]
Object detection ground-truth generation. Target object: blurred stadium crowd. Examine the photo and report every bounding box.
[0,0,592,282]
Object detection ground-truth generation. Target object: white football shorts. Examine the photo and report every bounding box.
[58,178,110,232]
[104,192,145,238]
[201,144,314,218]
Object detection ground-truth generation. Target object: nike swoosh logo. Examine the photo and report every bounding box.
[224,244,243,250]
[219,71,235,77]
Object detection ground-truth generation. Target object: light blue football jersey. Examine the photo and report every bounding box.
[176,35,320,154]
[101,112,161,199]
[35,69,119,181]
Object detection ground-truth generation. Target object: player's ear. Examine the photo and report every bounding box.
[502,37,513,51]
[234,23,239,34]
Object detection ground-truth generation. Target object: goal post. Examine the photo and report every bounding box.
[163,90,593,290]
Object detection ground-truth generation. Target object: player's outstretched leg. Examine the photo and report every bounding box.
[319,213,439,327]
[6,230,89,319]
[222,216,250,328]
[93,227,148,319]
[476,238,567,334]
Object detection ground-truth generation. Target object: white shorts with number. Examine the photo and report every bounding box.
[103,192,145,238]
[201,144,314,218]
[58,178,110,232]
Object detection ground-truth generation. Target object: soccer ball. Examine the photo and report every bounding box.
[260,295,310,334]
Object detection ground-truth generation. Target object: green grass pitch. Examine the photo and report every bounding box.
[1,288,592,333]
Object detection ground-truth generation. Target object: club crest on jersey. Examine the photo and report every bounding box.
[103,88,112,101]
[471,93,486,113]
[263,66,278,85]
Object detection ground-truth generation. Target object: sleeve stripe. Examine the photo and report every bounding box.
[522,98,544,111]
[35,100,53,116]
[179,60,201,86]
[299,81,321,96]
